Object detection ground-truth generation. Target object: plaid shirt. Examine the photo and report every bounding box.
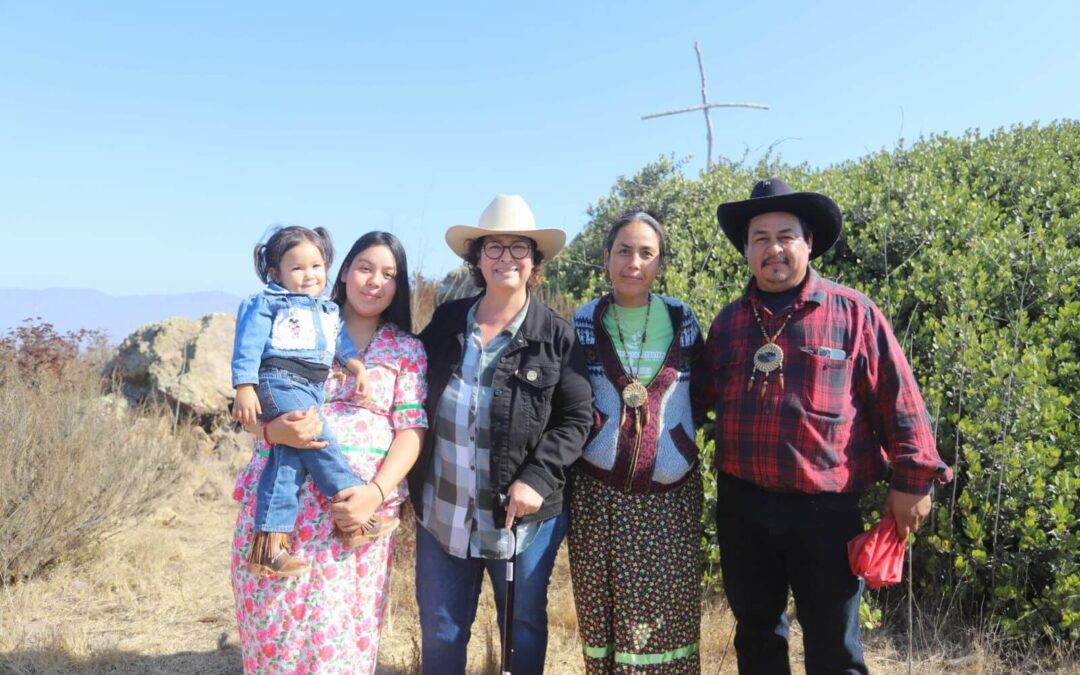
[419,300,538,559]
[696,269,952,495]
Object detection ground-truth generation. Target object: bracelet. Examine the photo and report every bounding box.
[262,423,271,446]
[370,480,386,504]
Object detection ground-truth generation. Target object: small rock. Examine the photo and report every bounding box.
[212,427,252,460]
[193,478,224,502]
[190,426,213,455]
[97,393,130,420]
[154,507,179,526]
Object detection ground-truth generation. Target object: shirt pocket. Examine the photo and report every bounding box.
[711,350,747,402]
[668,423,700,466]
[512,364,559,428]
[798,350,855,418]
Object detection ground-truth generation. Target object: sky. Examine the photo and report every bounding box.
[1,0,1077,297]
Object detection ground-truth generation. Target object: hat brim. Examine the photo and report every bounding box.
[716,191,842,259]
[445,225,566,261]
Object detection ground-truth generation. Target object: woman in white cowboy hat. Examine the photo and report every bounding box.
[409,194,594,675]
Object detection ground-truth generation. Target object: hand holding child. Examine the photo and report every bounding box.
[344,358,370,402]
[232,384,261,426]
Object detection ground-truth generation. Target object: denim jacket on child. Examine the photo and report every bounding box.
[231,282,359,387]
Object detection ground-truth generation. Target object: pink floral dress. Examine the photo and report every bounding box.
[231,323,427,674]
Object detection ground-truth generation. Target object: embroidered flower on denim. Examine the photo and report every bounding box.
[271,308,318,350]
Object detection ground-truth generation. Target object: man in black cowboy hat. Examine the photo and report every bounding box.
[695,178,952,674]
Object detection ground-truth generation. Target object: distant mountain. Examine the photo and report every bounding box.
[1,288,243,343]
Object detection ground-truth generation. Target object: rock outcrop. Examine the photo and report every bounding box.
[437,266,480,303]
[108,313,235,418]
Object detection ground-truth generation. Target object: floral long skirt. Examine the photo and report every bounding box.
[231,448,405,674]
[569,470,703,674]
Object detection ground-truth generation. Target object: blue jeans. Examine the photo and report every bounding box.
[252,367,361,533]
[414,511,569,675]
[714,472,869,675]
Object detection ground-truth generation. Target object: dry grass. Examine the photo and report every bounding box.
[0,357,196,583]
[0,423,1075,673]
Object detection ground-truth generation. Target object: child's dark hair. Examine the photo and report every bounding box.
[331,231,414,333]
[253,226,334,284]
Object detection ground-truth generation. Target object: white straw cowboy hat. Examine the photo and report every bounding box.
[445,194,566,261]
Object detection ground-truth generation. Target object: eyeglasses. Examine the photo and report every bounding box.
[482,241,533,260]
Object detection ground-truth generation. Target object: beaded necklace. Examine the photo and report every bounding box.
[747,304,791,397]
[611,294,652,408]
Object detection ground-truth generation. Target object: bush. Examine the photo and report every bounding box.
[548,121,1080,647]
[0,320,193,582]
[0,318,106,376]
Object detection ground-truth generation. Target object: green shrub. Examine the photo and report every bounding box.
[549,121,1080,645]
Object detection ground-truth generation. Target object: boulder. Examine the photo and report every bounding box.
[108,313,235,418]
[437,266,479,303]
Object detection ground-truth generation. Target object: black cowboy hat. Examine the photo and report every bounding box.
[716,177,842,259]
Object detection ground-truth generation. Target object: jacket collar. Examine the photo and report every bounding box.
[431,293,554,342]
[264,281,333,300]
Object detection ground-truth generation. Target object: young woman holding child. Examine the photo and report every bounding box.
[230,230,427,674]
[231,226,398,578]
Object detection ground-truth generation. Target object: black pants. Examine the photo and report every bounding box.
[714,472,869,675]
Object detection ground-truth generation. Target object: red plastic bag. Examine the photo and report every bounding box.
[847,513,907,589]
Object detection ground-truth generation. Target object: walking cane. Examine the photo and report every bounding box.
[501,520,519,675]
[497,492,520,675]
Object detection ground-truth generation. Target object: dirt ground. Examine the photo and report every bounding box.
[0,451,1063,674]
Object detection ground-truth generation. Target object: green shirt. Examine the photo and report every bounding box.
[601,294,673,386]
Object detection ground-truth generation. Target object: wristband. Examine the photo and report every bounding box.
[371,480,386,504]
[262,423,271,446]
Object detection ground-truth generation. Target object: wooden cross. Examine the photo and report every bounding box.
[642,42,769,169]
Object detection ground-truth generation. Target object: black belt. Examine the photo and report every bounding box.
[716,471,861,505]
[261,357,330,383]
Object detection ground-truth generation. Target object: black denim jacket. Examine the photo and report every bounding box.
[410,294,594,524]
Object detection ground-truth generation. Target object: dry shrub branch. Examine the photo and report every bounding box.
[0,322,194,583]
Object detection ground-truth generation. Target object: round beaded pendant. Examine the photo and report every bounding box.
[753,342,784,373]
[622,380,648,408]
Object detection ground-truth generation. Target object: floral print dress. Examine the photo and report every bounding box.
[231,323,427,674]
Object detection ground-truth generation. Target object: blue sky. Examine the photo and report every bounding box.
[1,1,1076,296]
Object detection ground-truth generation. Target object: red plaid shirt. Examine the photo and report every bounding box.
[694,269,952,495]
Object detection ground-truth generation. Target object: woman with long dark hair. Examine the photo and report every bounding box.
[231,230,428,674]
[569,211,706,673]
